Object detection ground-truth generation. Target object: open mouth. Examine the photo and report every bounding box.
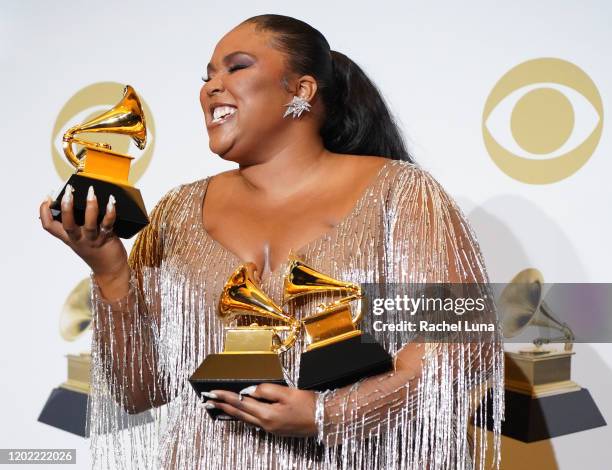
[211,105,237,125]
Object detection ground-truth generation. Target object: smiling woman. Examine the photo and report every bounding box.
[210,105,237,125]
[40,13,503,470]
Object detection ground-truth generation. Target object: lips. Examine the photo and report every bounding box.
[209,104,237,127]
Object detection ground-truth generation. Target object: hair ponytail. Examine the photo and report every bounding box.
[243,14,414,162]
[321,51,412,161]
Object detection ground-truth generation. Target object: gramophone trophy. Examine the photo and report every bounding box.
[482,268,605,442]
[50,85,149,238]
[283,257,392,391]
[189,263,301,419]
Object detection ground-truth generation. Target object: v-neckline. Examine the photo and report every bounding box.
[197,159,393,279]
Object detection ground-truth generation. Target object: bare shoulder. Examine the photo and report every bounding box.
[332,153,390,170]
[156,169,237,207]
[209,168,240,180]
[330,153,421,181]
[326,154,389,184]
[206,168,241,189]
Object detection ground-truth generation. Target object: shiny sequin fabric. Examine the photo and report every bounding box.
[89,159,504,469]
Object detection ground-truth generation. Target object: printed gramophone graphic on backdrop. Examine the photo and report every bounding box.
[49,84,149,238]
[38,278,153,436]
[283,256,393,391]
[38,278,93,436]
[482,268,606,442]
[189,263,301,420]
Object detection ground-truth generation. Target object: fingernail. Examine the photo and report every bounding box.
[239,385,257,396]
[201,391,218,399]
[44,189,56,204]
[203,401,216,409]
[106,194,116,212]
[61,184,73,208]
[87,186,96,202]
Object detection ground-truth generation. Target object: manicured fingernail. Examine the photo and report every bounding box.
[61,184,73,208]
[201,391,218,399]
[87,186,96,201]
[203,401,216,409]
[239,385,257,396]
[106,194,116,212]
[44,189,56,204]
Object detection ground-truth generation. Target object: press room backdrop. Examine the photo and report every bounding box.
[1,1,611,468]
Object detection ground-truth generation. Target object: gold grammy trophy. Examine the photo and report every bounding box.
[189,263,301,419]
[494,268,606,441]
[283,256,392,391]
[50,85,149,238]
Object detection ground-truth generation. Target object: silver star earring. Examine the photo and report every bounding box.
[283,96,311,118]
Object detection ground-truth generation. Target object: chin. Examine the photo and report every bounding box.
[210,142,243,164]
[209,137,234,158]
[218,152,241,163]
[210,136,259,165]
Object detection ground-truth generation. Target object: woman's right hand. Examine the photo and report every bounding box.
[39,184,130,297]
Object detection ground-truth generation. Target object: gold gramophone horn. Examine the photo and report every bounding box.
[59,278,93,341]
[499,268,574,351]
[62,84,147,170]
[219,263,300,353]
[283,256,364,325]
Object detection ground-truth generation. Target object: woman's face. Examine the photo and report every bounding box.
[200,22,295,163]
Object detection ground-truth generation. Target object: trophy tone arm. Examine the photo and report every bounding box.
[62,125,85,170]
[272,318,302,354]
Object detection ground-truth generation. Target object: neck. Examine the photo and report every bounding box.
[236,128,333,199]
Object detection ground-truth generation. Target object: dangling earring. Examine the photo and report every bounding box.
[283,96,311,118]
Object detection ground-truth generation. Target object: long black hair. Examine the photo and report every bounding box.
[242,14,414,162]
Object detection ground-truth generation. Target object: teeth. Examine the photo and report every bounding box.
[212,105,237,122]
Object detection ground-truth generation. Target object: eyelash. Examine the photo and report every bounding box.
[202,64,249,83]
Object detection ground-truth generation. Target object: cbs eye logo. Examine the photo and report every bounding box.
[483,58,603,184]
[51,81,155,183]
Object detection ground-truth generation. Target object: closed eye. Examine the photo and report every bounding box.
[229,64,249,73]
[202,64,249,83]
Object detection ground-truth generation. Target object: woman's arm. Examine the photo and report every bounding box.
[317,165,503,466]
[90,189,178,415]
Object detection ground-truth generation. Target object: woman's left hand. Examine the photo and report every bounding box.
[204,384,318,437]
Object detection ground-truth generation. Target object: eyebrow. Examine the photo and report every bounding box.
[206,51,256,73]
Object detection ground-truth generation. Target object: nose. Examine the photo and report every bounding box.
[205,75,224,96]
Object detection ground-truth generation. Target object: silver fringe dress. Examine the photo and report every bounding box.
[89,159,504,469]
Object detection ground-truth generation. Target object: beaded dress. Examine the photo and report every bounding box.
[89,159,503,469]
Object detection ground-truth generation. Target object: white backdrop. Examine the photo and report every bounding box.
[1,1,611,468]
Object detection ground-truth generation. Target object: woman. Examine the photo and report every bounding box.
[40,14,503,470]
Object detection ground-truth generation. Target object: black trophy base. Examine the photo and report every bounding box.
[189,353,287,420]
[38,386,154,436]
[298,333,393,391]
[38,387,90,437]
[481,388,606,442]
[50,174,148,239]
